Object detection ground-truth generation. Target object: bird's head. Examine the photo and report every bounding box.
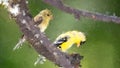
[40,9,53,21]
[76,32,86,47]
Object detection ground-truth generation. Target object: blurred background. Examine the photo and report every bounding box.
[0,0,120,68]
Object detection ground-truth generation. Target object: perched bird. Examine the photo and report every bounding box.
[13,9,53,50]
[54,31,86,52]
[34,9,53,32]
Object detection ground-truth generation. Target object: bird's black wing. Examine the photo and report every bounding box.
[54,36,69,47]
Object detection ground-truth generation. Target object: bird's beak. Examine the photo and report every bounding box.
[51,15,53,20]
[76,42,80,47]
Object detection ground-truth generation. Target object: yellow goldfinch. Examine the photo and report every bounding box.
[13,9,53,50]
[53,31,86,52]
[34,9,53,32]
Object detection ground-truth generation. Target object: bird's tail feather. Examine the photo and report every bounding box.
[13,35,26,51]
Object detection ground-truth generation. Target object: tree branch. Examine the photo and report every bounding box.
[8,0,83,68]
[43,0,120,24]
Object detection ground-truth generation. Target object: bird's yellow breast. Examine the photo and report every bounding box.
[60,38,74,52]
[38,19,50,32]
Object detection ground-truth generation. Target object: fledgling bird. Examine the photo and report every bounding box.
[34,9,53,32]
[53,31,86,52]
[13,9,53,50]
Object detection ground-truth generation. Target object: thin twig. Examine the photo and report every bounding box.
[43,0,120,24]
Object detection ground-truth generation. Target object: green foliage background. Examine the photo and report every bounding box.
[0,0,120,68]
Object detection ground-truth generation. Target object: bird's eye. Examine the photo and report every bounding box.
[58,46,61,48]
[47,14,50,16]
[80,41,86,45]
